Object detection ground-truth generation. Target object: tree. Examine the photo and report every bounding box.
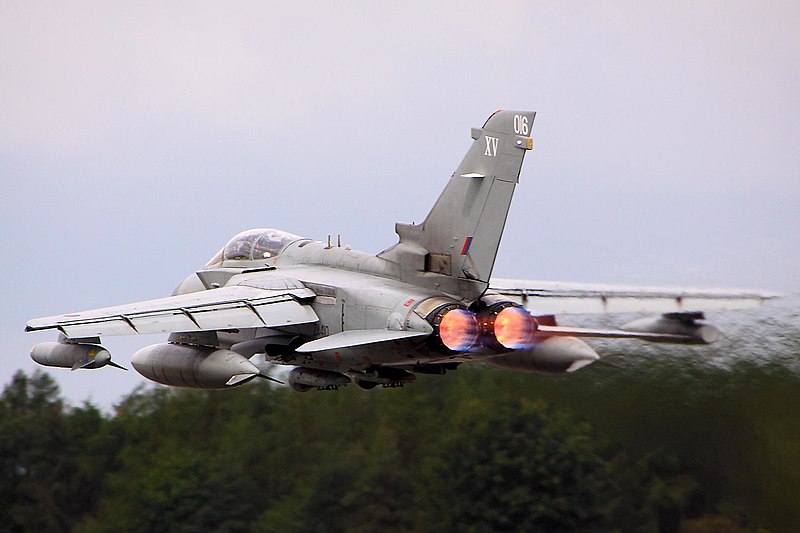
[422,397,620,532]
[0,371,108,532]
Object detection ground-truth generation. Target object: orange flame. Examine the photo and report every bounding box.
[438,309,478,351]
[494,307,537,349]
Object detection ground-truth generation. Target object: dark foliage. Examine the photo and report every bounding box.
[1,362,796,532]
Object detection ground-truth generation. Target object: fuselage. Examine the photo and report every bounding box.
[173,234,478,371]
[26,110,760,393]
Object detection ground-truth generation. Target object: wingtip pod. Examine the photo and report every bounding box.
[621,313,720,344]
[30,341,125,370]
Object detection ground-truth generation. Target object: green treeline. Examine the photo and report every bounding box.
[1,359,798,533]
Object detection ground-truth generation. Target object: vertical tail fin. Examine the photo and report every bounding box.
[379,110,536,301]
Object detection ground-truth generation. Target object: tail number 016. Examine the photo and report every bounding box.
[513,114,529,136]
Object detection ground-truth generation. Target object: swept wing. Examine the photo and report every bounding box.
[489,278,776,315]
[488,278,777,345]
[26,285,318,339]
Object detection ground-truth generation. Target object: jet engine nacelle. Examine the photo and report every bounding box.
[475,295,539,351]
[287,367,351,392]
[622,313,719,344]
[30,341,116,370]
[416,295,539,354]
[131,343,260,389]
[484,336,599,374]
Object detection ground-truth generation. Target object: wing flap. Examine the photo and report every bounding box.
[26,286,319,338]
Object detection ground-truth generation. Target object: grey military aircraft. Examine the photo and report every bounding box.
[26,110,774,391]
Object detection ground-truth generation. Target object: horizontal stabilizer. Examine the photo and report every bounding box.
[296,329,429,353]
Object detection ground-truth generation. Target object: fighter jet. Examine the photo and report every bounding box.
[26,110,775,391]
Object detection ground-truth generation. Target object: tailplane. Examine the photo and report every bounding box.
[379,110,535,301]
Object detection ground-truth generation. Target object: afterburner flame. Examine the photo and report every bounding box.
[494,306,537,349]
[438,309,479,351]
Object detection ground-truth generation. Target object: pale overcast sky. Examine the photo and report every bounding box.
[2,1,798,407]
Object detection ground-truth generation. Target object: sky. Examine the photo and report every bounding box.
[2,1,798,408]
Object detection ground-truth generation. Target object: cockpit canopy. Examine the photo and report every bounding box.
[205,228,305,267]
